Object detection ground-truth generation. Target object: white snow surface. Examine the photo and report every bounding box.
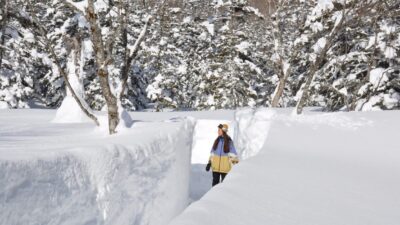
[171,108,400,225]
[0,101,8,109]
[0,109,195,225]
[1,108,400,225]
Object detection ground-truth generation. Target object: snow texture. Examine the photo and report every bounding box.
[234,108,275,159]
[1,108,400,225]
[170,108,400,225]
[0,101,8,109]
[0,110,195,225]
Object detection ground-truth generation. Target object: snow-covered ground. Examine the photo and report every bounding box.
[1,108,400,225]
[170,108,400,225]
[0,109,195,225]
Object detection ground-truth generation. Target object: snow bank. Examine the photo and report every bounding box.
[234,108,275,159]
[0,110,195,225]
[170,109,400,225]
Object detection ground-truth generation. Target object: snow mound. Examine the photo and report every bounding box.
[52,96,92,123]
[0,110,196,225]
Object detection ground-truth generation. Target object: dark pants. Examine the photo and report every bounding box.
[212,172,227,186]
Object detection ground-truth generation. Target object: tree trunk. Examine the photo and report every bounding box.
[22,2,100,125]
[271,78,285,107]
[271,60,290,107]
[295,10,346,114]
[295,40,333,114]
[0,0,8,69]
[120,15,151,100]
[87,0,119,134]
[99,69,120,134]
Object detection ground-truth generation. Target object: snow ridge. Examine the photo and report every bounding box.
[0,115,196,225]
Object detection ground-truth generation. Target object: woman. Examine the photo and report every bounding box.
[206,124,239,186]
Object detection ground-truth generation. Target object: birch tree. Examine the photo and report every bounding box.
[18,0,157,134]
[265,0,312,107]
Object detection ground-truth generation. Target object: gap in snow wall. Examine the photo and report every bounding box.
[187,108,275,202]
[0,117,196,225]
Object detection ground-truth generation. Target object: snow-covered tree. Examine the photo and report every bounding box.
[308,0,400,112]
[146,0,266,110]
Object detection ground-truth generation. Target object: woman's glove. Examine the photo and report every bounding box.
[231,157,239,164]
[205,161,211,172]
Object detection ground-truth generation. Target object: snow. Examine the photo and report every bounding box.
[294,34,309,46]
[369,68,388,89]
[191,120,234,164]
[170,108,400,225]
[189,119,235,202]
[383,93,400,109]
[312,0,334,18]
[0,109,195,225]
[182,16,192,24]
[0,101,8,109]
[177,64,187,74]
[23,31,35,43]
[128,16,152,58]
[362,95,384,111]
[235,41,250,55]
[66,0,88,13]
[244,6,264,18]
[313,37,327,53]
[2,108,400,225]
[201,21,215,36]
[310,22,324,32]
[170,8,181,13]
[384,46,397,59]
[52,96,92,123]
[53,50,93,124]
[234,108,274,159]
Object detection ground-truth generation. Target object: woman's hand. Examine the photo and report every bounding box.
[205,160,211,171]
[230,157,239,164]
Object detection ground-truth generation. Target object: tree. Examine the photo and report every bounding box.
[264,0,312,107]
[16,0,159,134]
[294,0,387,114]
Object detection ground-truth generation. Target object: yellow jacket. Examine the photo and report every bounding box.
[209,137,239,173]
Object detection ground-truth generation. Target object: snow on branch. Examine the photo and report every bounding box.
[128,15,152,59]
[60,0,87,15]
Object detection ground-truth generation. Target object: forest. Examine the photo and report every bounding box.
[0,0,399,132]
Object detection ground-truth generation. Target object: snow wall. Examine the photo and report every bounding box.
[234,108,275,160]
[170,109,400,225]
[0,117,196,225]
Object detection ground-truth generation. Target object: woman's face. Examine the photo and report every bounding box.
[218,128,223,136]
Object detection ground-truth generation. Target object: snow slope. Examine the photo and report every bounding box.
[0,109,195,225]
[170,108,400,225]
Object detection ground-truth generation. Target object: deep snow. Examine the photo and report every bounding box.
[1,108,400,225]
[0,109,195,225]
[170,108,400,225]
